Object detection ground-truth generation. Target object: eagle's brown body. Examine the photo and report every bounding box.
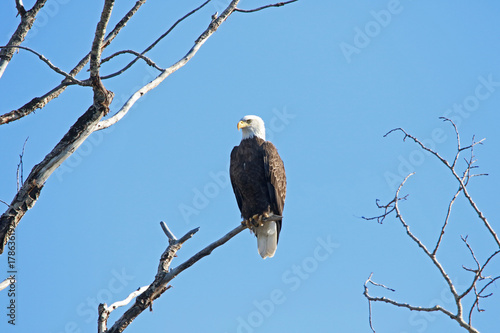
[230,136,286,257]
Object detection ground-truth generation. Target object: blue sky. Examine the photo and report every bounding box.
[1,1,500,332]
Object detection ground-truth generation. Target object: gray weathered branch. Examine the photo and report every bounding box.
[235,0,298,13]
[0,276,14,292]
[385,119,499,248]
[0,0,294,256]
[365,119,497,333]
[0,45,87,85]
[0,0,146,125]
[95,0,242,131]
[99,0,212,82]
[104,222,246,333]
[100,49,165,73]
[98,285,149,333]
[0,0,116,254]
[0,0,47,78]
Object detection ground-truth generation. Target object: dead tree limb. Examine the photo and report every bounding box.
[0,45,87,85]
[0,0,47,78]
[0,0,298,254]
[0,276,14,292]
[235,0,298,13]
[95,0,243,131]
[101,222,247,333]
[363,119,498,333]
[0,0,146,125]
[99,0,212,81]
[0,0,116,254]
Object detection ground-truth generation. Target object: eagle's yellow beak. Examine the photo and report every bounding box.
[237,120,248,130]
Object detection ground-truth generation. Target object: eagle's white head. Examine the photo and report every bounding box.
[237,115,266,140]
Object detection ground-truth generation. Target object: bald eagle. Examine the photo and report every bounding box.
[230,115,287,259]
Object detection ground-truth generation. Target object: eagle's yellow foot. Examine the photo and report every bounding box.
[253,213,270,227]
[241,219,251,228]
[242,213,271,228]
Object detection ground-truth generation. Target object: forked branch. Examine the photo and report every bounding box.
[364,119,497,333]
[0,0,116,254]
[102,221,247,333]
[0,0,147,125]
[0,45,87,86]
[0,0,47,78]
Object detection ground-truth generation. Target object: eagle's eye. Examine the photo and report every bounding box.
[247,119,252,123]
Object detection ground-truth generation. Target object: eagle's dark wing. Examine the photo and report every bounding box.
[229,146,244,213]
[262,142,286,218]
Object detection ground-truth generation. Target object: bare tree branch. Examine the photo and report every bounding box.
[0,0,116,254]
[160,220,177,240]
[0,276,14,292]
[433,186,462,256]
[361,195,409,224]
[100,49,165,74]
[385,121,499,248]
[0,0,291,255]
[468,275,500,326]
[364,273,479,333]
[365,119,497,333]
[98,285,149,333]
[95,0,242,131]
[0,45,87,85]
[89,0,114,81]
[0,0,47,78]
[99,0,212,82]
[0,0,147,125]
[16,137,28,192]
[460,248,500,301]
[235,0,298,13]
[15,0,26,16]
[104,222,247,333]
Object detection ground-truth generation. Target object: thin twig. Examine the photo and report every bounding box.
[16,137,29,191]
[433,186,462,256]
[385,123,499,248]
[0,0,146,125]
[100,0,212,81]
[0,46,86,86]
[0,0,47,79]
[460,249,500,300]
[468,275,500,325]
[461,236,480,272]
[95,0,240,131]
[0,200,12,209]
[367,119,497,333]
[367,275,396,292]
[0,0,116,254]
[235,0,298,13]
[361,195,408,224]
[100,50,164,72]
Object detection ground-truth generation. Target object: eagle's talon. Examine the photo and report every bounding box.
[242,219,254,229]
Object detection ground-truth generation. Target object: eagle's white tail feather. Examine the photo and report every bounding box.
[255,221,278,259]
